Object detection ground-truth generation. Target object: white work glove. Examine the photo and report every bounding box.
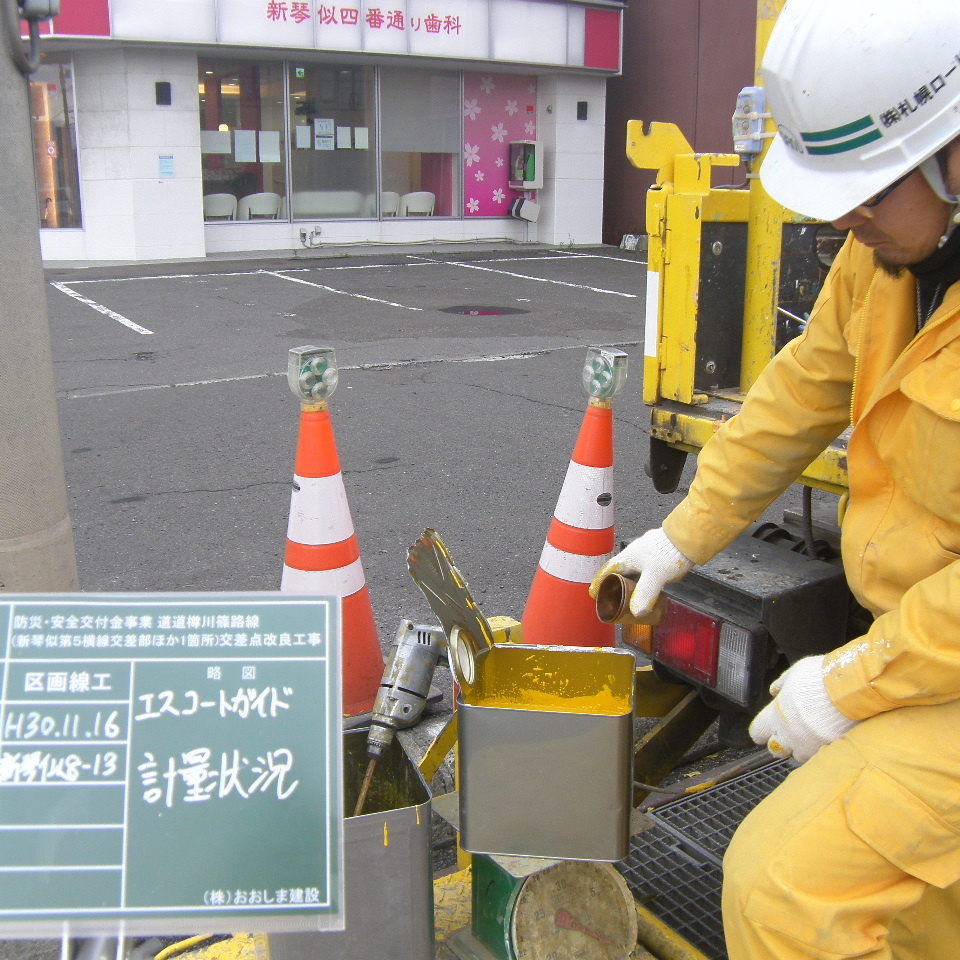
[749,655,857,764]
[589,528,693,619]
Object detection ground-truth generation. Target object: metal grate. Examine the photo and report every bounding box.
[651,759,794,866]
[617,759,795,960]
[618,825,726,960]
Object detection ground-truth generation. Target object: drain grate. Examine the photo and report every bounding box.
[617,759,794,960]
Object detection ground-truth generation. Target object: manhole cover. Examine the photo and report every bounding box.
[438,305,528,316]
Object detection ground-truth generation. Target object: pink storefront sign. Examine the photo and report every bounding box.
[22,0,111,36]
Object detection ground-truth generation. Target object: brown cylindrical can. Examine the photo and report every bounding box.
[595,573,667,626]
[595,573,640,624]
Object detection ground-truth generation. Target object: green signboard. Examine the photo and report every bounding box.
[0,593,343,937]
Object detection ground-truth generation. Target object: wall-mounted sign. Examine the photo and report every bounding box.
[48,0,620,71]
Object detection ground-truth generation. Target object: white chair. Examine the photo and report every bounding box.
[399,191,435,216]
[238,192,282,220]
[380,191,401,217]
[203,193,237,221]
[290,190,367,218]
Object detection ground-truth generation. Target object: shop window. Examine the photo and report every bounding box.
[380,67,460,217]
[199,58,286,221]
[31,56,82,229]
[287,64,377,219]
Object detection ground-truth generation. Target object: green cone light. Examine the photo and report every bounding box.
[582,346,628,401]
[288,345,338,404]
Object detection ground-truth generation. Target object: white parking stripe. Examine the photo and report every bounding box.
[59,340,640,400]
[63,269,287,284]
[406,255,638,297]
[51,283,154,335]
[262,269,423,310]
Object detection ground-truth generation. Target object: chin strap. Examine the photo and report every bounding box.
[919,155,960,240]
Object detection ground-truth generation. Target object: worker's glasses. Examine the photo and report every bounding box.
[860,169,914,209]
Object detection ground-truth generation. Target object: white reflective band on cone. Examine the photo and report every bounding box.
[280,557,366,595]
[554,462,613,529]
[538,541,612,584]
[286,474,355,545]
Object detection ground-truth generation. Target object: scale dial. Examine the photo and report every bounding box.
[510,861,638,960]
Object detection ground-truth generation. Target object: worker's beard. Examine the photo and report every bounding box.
[874,252,905,279]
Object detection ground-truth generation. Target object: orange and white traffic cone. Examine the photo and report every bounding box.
[522,346,628,646]
[280,402,385,720]
[521,399,617,647]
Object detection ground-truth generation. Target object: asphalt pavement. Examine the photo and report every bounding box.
[47,243,679,629]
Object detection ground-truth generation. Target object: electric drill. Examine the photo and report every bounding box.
[354,620,445,816]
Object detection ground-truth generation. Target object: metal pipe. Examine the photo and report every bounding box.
[634,902,712,960]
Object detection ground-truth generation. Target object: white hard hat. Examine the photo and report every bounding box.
[760,0,960,221]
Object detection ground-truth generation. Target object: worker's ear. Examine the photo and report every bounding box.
[944,134,960,197]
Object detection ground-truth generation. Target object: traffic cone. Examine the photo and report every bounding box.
[521,401,616,647]
[280,405,385,719]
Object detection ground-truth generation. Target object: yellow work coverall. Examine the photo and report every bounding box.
[661,233,960,959]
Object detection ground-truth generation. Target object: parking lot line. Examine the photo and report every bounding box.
[262,269,424,311]
[59,340,641,401]
[50,282,154,335]
[406,256,639,297]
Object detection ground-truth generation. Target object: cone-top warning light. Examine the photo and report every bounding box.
[582,346,628,402]
[288,345,338,404]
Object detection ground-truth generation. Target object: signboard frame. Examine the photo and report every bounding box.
[0,592,344,938]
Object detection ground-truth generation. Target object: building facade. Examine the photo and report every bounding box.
[602,0,756,245]
[27,0,622,263]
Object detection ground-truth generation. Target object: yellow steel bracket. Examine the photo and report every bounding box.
[626,120,693,185]
[626,120,739,194]
[626,120,741,406]
[419,711,458,783]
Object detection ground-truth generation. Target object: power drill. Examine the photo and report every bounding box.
[354,620,445,816]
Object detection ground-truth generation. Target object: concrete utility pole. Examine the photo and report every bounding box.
[0,0,79,591]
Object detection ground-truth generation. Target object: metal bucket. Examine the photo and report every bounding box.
[458,644,635,861]
[268,730,434,960]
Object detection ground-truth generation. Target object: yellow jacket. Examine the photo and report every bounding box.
[662,233,960,721]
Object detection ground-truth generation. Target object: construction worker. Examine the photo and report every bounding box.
[591,1,960,957]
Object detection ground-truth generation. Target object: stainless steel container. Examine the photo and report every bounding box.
[268,730,434,960]
[458,644,635,862]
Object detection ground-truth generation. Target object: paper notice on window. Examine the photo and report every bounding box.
[234,130,257,163]
[200,130,232,154]
[314,118,335,150]
[353,127,369,149]
[295,125,312,149]
[336,126,352,149]
[259,130,282,163]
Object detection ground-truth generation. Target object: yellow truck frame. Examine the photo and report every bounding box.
[629,1,849,499]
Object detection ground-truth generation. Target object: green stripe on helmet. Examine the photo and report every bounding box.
[806,128,883,155]
[801,115,876,144]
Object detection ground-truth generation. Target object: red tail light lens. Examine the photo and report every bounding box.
[652,599,721,686]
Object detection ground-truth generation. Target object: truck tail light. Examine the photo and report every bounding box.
[652,600,721,686]
[715,621,753,704]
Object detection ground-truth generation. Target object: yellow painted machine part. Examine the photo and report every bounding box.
[627,0,848,494]
[741,0,788,393]
[649,405,848,495]
[419,711,458,783]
